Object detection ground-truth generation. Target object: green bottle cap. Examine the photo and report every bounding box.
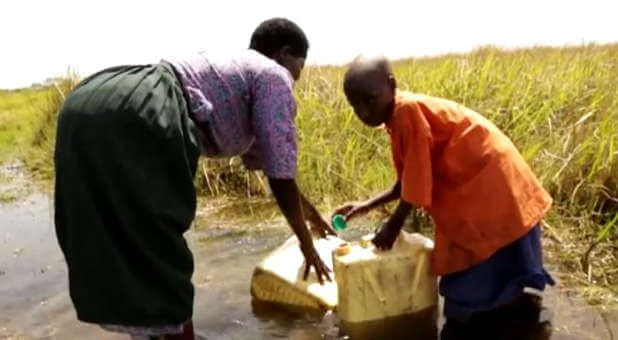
[332,214,347,231]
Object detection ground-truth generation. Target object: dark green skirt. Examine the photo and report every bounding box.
[54,63,201,326]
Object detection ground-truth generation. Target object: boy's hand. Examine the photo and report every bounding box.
[307,214,337,238]
[372,200,411,250]
[300,243,332,284]
[332,202,370,222]
[372,224,400,250]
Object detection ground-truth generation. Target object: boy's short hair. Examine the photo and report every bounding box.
[249,18,309,58]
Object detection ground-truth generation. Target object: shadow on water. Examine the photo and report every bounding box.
[338,306,439,340]
[1,194,616,339]
[440,293,553,340]
[250,294,553,340]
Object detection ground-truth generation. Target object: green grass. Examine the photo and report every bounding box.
[0,87,53,162]
[0,76,79,191]
[0,190,17,203]
[294,45,617,214]
[201,45,617,227]
[23,76,79,184]
[2,43,617,303]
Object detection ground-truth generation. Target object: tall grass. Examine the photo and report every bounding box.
[0,87,53,162]
[297,45,616,212]
[24,74,80,184]
[203,44,617,228]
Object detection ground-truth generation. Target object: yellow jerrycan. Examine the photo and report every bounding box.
[250,235,345,310]
[333,231,438,339]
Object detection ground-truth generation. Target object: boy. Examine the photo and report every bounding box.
[334,55,555,329]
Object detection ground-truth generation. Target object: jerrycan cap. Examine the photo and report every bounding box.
[332,214,347,231]
[335,243,351,256]
[360,233,375,248]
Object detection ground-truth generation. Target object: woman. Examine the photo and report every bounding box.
[54,18,334,340]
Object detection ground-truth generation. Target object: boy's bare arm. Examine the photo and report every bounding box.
[365,181,401,210]
[332,181,401,221]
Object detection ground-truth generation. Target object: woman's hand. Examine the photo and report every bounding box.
[306,213,337,238]
[267,178,333,285]
[332,201,370,223]
[300,243,332,284]
[298,193,336,238]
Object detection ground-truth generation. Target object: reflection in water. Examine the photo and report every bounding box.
[252,294,552,340]
[441,293,553,340]
[251,299,341,339]
[340,306,438,340]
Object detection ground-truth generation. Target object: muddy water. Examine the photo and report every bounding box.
[1,194,616,339]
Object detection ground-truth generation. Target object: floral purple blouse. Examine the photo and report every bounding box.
[163,50,297,179]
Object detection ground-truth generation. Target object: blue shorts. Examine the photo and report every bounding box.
[439,225,555,319]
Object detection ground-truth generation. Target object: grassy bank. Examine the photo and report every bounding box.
[0,87,53,163]
[2,43,617,305]
[0,76,79,187]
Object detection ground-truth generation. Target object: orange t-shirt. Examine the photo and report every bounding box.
[386,90,552,275]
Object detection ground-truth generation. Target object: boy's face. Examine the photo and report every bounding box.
[344,71,395,127]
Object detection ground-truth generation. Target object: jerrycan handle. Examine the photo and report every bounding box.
[411,250,426,295]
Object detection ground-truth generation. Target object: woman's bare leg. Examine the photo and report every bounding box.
[163,321,195,340]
